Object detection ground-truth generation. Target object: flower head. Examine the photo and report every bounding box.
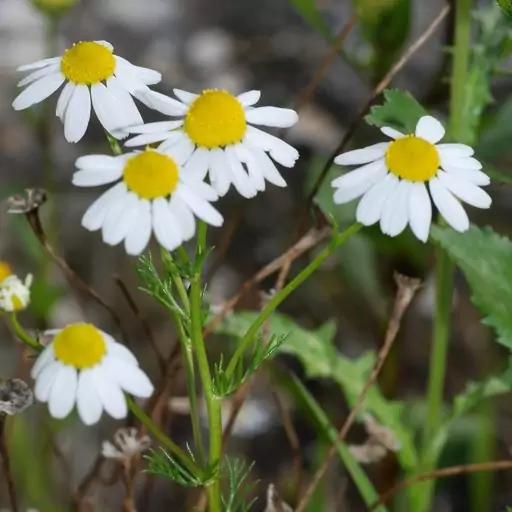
[0,274,33,312]
[73,147,223,255]
[124,89,299,198]
[0,262,13,284]
[31,323,154,425]
[13,41,162,143]
[102,427,151,463]
[332,115,492,241]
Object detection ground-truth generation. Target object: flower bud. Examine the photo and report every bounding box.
[31,0,79,17]
[0,274,33,312]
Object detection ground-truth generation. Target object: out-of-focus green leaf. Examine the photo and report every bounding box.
[30,276,64,319]
[481,161,512,185]
[288,0,331,40]
[217,311,418,469]
[431,225,512,349]
[477,95,512,160]
[282,372,388,512]
[365,89,428,133]
[352,0,411,80]
[497,0,512,20]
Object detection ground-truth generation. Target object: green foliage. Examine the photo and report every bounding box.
[222,459,257,512]
[212,334,288,397]
[430,225,512,349]
[497,0,512,20]
[288,0,332,41]
[365,89,428,133]
[217,311,418,470]
[145,448,219,488]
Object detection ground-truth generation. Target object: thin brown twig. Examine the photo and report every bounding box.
[0,415,18,512]
[295,273,422,512]
[25,209,129,342]
[114,275,166,374]
[367,460,512,511]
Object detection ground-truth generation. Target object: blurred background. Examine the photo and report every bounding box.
[1,0,512,510]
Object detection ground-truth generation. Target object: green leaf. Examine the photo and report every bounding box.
[365,89,428,133]
[217,311,418,469]
[288,0,332,40]
[477,95,512,160]
[430,224,512,348]
[497,0,512,20]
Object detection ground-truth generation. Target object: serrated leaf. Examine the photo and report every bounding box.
[365,89,428,133]
[217,311,418,469]
[430,224,512,348]
[288,0,332,41]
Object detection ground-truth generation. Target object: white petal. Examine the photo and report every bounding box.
[333,179,375,205]
[380,180,412,237]
[126,120,184,134]
[441,156,482,170]
[235,143,267,191]
[209,148,231,196]
[408,182,432,242]
[76,369,103,425]
[436,143,474,158]
[140,90,188,116]
[442,166,490,186]
[157,131,187,152]
[48,365,78,419]
[104,336,139,366]
[95,40,114,51]
[169,195,196,241]
[179,178,218,202]
[34,360,61,402]
[183,147,210,181]
[31,345,55,379]
[91,366,128,419]
[64,85,91,143]
[166,136,195,165]
[106,76,143,127]
[104,357,154,398]
[131,65,161,85]
[331,159,387,188]
[429,177,469,232]
[237,90,261,107]
[76,154,123,170]
[72,168,123,187]
[225,145,257,198]
[152,197,183,251]
[334,142,389,166]
[415,116,445,144]
[356,173,398,226]
[125,131,174,147]
[12,72,65,110]
[17,57,60,72]
[114,63,148,95]
[91,82,128,135]
[248,146,286,188]
[18,63,60,88]
[437,171,491,209]
[173,89,199,104]
[82,182,127,231]
[56,82,75,120]
[175,185,223,227]
[381,126,404,139]
[102,192,140,245]
[124,199,152,255]
[244,126,299,167]
[245,107,298,128]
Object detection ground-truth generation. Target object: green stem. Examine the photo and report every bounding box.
[104,131,123,156]
[9,314,42,352]
[226,223,362,378]
[190,222,222,512]
[126,396,199,473]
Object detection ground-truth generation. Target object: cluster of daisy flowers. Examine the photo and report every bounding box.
[11,39,492,426]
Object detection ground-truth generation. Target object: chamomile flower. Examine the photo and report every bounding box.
[0,262,13,284]
[73,147,223,255]
[332,116,492,241]
[31,323,154,425]
[0,274,33,312]
[12,40,162,143]
[124,89,299,198]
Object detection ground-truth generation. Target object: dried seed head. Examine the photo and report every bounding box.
[265,484,294,512]
[5,188,47,214]
[0,378,34,415]
[102,427,151,464]
[348,442,388,465]
[363,414,401,452]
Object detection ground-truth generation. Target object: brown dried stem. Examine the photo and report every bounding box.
[295,273,422,512]
[0,415,18,512]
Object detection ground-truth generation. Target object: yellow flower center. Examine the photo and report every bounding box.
[61,41,116,85]
[385,136,440,182]
[184,89,246,149]
[123,150,179,199]
[0,262,13,284]
[53,323,107,369]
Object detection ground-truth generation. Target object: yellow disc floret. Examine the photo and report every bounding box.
[123,150,179,199]
[61,41,116,85]
[184,89,246,149]
[0,262,13,284]
[53,323,106,369]
[385,135,440,182]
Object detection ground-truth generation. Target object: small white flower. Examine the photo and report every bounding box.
[124,88,299,198]
[73,147,223,256]
[0,274,33,312]
[12,40,162,143]
[332,115,492,241]
[31,323,154,425]
[102,427,151,462]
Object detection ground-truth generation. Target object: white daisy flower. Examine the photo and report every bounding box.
[31,323,154,425]
[12,40,162,143]
[332,115,492,241]
[124,88,299,198]
[0,274,33,312]
[73,147,224,256]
